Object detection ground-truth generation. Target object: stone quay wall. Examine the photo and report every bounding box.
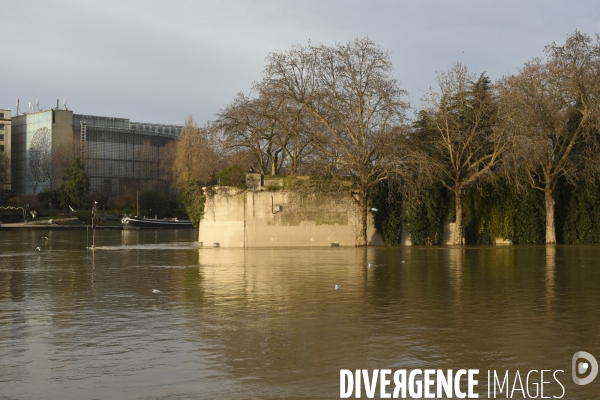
[198,187,384,248]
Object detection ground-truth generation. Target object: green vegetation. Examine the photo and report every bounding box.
[215,165,246,188]
[5,31,600,246]
[59,157,90,209]
[405,185,447,245]
[561,182,600,243]
[138,190,177,219]
[369,182,403,245]
[396,180,600,245]
[38,189,61,210]
[181,182,206,228]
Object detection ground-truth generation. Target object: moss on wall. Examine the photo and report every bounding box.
[276,211,348,226]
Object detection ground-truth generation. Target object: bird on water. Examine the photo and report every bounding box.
[35,247,41,251]
[151,289,163,294]
[334,284,341,290]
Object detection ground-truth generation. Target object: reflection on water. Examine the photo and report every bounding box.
[0,230,599,399]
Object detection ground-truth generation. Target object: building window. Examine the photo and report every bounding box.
[0,124,4,130]
[0,113,4,119]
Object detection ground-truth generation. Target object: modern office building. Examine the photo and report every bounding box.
[9,105,182,198]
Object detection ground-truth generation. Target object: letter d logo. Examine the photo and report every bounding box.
[572,351,598,385]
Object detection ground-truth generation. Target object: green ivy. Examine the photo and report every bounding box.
[427,183,545,245]
[181,182,206,227]
[369,181,403,245]
[215,165,246,188]
[374,178,600,245]
[405,185,447,245]
[562,182,600,243]
[461,184,545,244]
[512,188,545,244]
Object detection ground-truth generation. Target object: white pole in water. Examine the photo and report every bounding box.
[92,201,98,249]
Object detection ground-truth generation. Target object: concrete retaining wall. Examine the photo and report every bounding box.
[198,185,513,247]
[198,187,384,247]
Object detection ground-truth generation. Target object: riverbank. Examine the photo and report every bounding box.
[0,220,123,230]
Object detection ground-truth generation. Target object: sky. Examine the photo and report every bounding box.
[2,0,599,126]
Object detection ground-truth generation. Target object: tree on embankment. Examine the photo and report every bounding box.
[411,64,516,245]
[504,31,600,244]
[170,116,223,226]
[212,88,313,176]
[264,38,410,246]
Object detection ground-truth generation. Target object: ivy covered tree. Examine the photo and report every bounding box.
[562,182,600,243]
[405,185,447,245]
[504,31,600,244]
[412,64,516,245]
[369,181,403,245]
[59,157,90,209]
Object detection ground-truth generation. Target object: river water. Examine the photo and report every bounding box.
[0,229,599,399]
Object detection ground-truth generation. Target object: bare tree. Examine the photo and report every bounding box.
[414,64,516,245]
[172,116,222,191]
[505,31,600,244]
[255,83,314,175]
[213,91,291,175]
[264,38,409,246]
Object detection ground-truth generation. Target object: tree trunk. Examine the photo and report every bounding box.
[356,186,368,247]
[453,189,464,245]
[290,157,297,176]
[545,187,556,244]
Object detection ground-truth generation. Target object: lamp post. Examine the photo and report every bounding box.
[25,204,29,224]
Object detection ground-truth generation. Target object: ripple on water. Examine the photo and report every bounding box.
[0,233,599,399]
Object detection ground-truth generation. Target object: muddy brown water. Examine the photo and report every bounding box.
[1,230,599,399]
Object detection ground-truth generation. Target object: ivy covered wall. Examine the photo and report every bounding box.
[404,185,447,245]
[372,179,600,245]
[369,182,403,245]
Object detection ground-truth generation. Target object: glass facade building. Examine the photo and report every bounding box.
[74,114,182,197]
[10,110,58,195]
[10,108,182,198]
[0,109,11,192]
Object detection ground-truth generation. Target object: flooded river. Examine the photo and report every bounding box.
[0,230,599,399]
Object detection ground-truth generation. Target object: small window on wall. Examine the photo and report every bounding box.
[0,134,4,141]
[0,124,4,130]
[0,113,4,118]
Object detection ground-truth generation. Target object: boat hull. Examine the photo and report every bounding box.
[121,217,194,229]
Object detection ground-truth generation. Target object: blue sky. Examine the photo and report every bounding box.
[2,0,599,125]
